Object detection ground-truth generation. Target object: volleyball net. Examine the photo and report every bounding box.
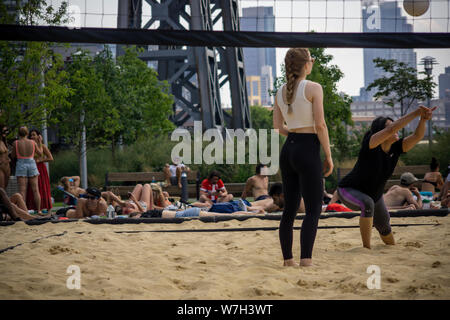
[0,0,449,48]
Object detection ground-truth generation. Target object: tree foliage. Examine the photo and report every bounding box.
[0,0,71,132]
[249,105,273,130]
[367,58,436,118]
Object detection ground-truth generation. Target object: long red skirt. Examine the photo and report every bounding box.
[26,162,53,211]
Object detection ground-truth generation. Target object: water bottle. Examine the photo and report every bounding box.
[107,205,115,219]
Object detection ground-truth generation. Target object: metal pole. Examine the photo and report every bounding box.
[80,110,88,189]
[41,67,49,173]
[427,95,432,147]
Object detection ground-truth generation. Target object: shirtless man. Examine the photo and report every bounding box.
[66,187,107,218]
[383,172,422,210]
[241,164,271,201]
[251,182,306,213]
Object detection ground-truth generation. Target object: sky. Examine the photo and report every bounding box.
[49,0,450,101]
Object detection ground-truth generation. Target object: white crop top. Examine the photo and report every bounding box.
[276,80,315,130]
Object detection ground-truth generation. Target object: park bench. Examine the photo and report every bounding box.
[336,165,430,191]
[104,173,281,201]
[104,171,200,199]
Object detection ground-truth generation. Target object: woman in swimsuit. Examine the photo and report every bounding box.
[421,157,444,196]
[102,184,160,217]
[11,126,43,214]
[26,129,53,211]
[0,124,11,189]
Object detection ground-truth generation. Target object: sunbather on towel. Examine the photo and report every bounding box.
[131,206,264,219]
[383,172,422,210]
[66,187,107,219]
[252,182,306,213]
[60,176,86,198]
[0,187,45,221]
[101,184,164,217]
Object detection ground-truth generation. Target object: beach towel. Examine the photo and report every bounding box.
[208,199,251,213]
[325,203,352,212]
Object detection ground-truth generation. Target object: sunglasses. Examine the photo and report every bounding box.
[86,195,99,200]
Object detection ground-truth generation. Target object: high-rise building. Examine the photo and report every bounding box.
[439,67,450,99]
[241,6,276,106]
[246,76,262,106]
[440,67,450,127]
[358,0,416,101]
[260,65,274,106]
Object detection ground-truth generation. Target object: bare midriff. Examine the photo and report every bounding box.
[288,126,316,134]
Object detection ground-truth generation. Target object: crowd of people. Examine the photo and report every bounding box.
[0,125,54,220]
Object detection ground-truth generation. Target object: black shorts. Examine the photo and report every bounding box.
[255,194,271,201]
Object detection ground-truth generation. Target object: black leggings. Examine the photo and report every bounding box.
[279,133,323,260]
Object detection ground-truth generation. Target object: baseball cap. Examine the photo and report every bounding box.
[400,172,418,186]
[85,187,101,198]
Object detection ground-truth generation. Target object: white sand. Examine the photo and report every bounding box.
[0,215,449,299]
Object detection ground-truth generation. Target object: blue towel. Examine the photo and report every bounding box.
[208,199,251,214]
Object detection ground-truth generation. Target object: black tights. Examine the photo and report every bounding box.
[279,133,323,260]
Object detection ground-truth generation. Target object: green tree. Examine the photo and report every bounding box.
[270,48,353,161]
[250,105,273,130]
[54,50,119,153]
[0,1,71,132]
[367,58,436,136]
[115,46,175,142]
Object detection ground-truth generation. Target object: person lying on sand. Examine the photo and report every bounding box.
[190,182,305,213]
[383,172,422,210]
[0,187,47,221]
[252,182,306,213]
[66,187,107,219]
[130,206,265,219]
[101,183,166,216]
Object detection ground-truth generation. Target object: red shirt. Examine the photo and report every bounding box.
[200,178,225,201]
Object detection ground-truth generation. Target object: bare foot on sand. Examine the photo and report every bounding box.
[300,258,313,267]
[283,258,299,267]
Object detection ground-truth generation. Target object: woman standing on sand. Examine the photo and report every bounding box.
[11,126,43,214]
[273,48,333,267]
[26,129,53,212]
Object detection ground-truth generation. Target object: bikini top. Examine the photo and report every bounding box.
[15,140,35,159]
[422,179,438,187]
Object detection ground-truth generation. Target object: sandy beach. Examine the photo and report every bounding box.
[0,214,449,300]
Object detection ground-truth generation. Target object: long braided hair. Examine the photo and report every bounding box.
[284,48,310,114]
